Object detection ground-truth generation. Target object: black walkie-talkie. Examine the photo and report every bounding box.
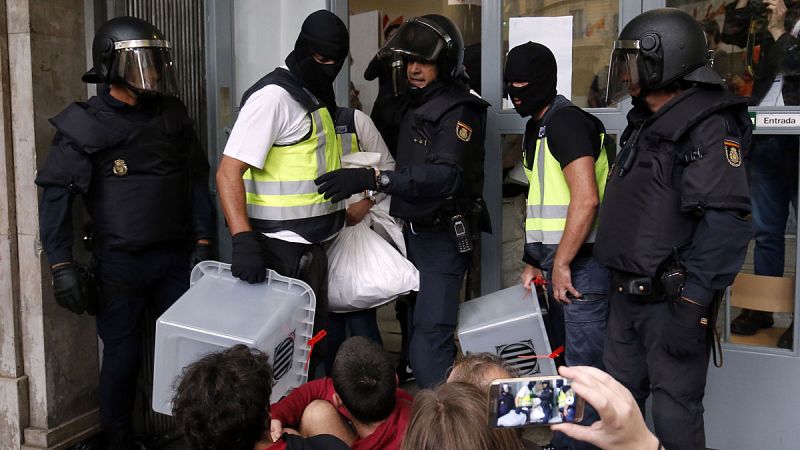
[451,214,473,253]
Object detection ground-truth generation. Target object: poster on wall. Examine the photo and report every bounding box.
[508,16,573,101]
[350,10,380,116]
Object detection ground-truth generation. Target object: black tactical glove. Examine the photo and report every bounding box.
[231,231,268,284]
[190,242,213,269]
[315,168,376,203]
[662,297,710,358]
[51,263,96,315]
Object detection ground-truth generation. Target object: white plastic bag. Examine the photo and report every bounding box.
[327,221,419,312]
[340,151,407,255]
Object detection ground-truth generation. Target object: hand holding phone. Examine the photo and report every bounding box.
[488,375,585,428]
[550,366,659,450]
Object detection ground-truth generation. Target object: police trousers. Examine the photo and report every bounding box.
[406,228,468,388]
[95,245,191,429]
[603,280,709,450]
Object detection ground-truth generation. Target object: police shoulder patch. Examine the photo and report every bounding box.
[724,139,742,167]
[456,121,472,142]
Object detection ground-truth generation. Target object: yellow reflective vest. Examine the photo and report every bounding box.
[524,101,609,245]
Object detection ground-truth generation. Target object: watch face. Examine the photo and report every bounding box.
[378,173,390,187]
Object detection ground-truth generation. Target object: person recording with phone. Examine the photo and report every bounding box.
[314,15,490,388]
[722,0,800,348]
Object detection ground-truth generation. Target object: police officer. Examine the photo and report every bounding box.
[595,9,753,450]
[216,10,349,374]
[35,17,214,449]
[722,0,800,347]
[315,15,490,388]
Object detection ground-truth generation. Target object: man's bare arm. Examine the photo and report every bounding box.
[216,155,253,235]
[551,156,600,302]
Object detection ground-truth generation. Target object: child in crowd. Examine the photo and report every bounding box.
[269,336,413,450]
[172,345,348,450]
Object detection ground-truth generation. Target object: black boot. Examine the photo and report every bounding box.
[778,320,794,349]
[730,309,774,335]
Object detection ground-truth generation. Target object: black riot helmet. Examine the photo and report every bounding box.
[382,14,466,81]
[606,8,723,104]
[83,16,178,97]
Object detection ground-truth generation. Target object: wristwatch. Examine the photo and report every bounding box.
[375,170,391,192]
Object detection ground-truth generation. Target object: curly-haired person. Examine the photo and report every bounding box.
[172,344,349,450]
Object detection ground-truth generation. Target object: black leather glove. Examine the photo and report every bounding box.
[231,231,268,284]
[190,242,213,269]
[662,297,710,358]
[315,168,376,203]
[52,264,96,315]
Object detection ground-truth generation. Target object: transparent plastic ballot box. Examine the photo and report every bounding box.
[152,261,316,415]
[457,284,557,376]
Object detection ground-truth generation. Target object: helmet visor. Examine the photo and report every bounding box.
[383,19,448,62]
[606,41,641,105]
[111,44,178,96]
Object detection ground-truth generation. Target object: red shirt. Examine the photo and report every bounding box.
[270,378,414,450]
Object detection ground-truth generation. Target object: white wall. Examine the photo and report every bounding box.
[233,0,328,103]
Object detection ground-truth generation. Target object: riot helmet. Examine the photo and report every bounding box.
[83,17,178,97]
[382,14,465,81]
[606,8,723,104]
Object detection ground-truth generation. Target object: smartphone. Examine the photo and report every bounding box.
[488,376,585,428]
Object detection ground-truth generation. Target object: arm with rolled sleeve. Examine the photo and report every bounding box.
[679,111,753,306]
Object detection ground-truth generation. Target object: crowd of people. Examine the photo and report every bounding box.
[38,1,800,449]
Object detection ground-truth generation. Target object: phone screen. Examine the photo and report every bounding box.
[487,376,584,428]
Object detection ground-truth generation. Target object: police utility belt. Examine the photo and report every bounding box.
[612,259,686,300]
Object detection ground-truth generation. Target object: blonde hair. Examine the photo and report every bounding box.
[447,352,517,389]
[401,382,525,450]
[402,383,495,450]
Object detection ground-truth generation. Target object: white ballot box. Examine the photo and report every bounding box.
[458,284,557,376]
[152,261,316,415]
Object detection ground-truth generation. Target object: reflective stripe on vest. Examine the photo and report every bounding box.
[243,108,343,221]
[336,131,361,154]
[524,134,609,245]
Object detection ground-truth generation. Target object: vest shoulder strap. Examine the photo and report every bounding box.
[239,67,320,111]
[334,107,358,135]
[48,99,128,154]
[415,84,490,123]
[647,87,748,142]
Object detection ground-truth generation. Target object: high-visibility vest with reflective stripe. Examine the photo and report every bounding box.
[243,107,343,223]
[334,107,362,155]
[524,107,608,245]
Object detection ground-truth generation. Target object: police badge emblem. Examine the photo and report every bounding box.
[723,139,741,167]
[112,159,128,176]
[456,121,472,142]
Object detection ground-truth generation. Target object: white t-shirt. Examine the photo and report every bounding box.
[223,78,395,243]
[223,83,311,169]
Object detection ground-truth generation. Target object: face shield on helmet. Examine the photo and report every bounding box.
[110,39,178,96]
[383,19,450,64]
[606,40,641,105]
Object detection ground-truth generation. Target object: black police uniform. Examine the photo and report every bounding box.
[594,86,752,450]
[381,81,489,388]
[35,86,214,432]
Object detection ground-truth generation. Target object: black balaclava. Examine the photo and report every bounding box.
[504,42,557,118]
[285,10,349,112]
